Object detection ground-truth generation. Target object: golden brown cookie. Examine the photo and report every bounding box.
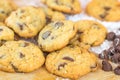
[0,22,14,45]
[70,20,107,47]
[43,0,81,14]
[38,20,77,52]
[86,0,120,21]
[0,40,45,73]
[45,45,98,79]
[5,6,46,38]
[0,0,17,22]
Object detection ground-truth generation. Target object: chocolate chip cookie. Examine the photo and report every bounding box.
[0,22,14,44]
[0,40,45,73]
[38,20,77,52]
[0,0,17,22]
[43,0,81,14]
[5,6,46,38]
[86,0,120,21]
[45,45,98,79]
[42,7,65,24]
[73,20,107,46]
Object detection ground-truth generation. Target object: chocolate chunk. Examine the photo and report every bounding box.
[108,47,115,56]
[11,63,19,72]
[0,11,5,14]
[63,56,74,62]
[114,66,120,75]
[106,32,116,41]
[17,23,24,30]
[99,12,108,19]
[46,17,51,24]
[42,31,51,40]
[54,22,64,29]
[113,38,120,46]
[104,6,111,11]
[19,52,25,58]
[23,42,29,47]
[0,29,3,32]
[58,62,67,70]
[111,53,120,63]
[115,45,120,52]
[102,60,112,71]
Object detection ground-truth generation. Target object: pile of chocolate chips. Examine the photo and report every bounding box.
[99,32,120,75]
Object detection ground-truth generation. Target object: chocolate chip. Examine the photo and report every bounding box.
[104,6,111,11]
[99,12,108,19]
[46,17,51,24]
[108,47,115,56]
[23,42,29,47]
[106,32,116,41]
[0,29,3,32]
[114,66,120,75]
[63,56,74,62]
[42,31,51,40]
[58,62,67,70]
[0,11,5,14]
[115,45,120,52]
[111,53,120,63]
[11,63,19,72]
[19,52,25,58]
[113,38,120,46]
[54,22,64,29]
[102,60,112,71]
[17,23,24,30]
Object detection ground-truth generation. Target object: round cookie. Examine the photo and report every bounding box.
[0,40,45,73]
[86,0,120,21]
[73,20,107,46]
[0,0,17,22]
[43,0,81,14]
[0,22,14,44]
[42,7,65,24]
[38,20,77,52]
[45,45,98,79]
[5,6,46,38]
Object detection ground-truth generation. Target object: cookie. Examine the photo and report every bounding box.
[45,45,98,79]
[42,7,65,24]
[0,0,17,22]
[0,40,45,73]
[73,20,107,46]
[0,22,14,44]
[38,20,77,52]
[5,6,46,38]
[86,0,120,21]
[43,0,81,14]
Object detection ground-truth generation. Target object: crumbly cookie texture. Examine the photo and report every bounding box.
[86,0,120,21]
[42,7,65,24]
[0,22,14,43]
[5,6,46,38]
[38,20,77,52]
[43,0,81,14]
[0,40,45,73]
[45,45,98,79]
[71,20,107,46]
[0,0,17,22]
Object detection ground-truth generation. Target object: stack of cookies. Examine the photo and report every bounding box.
[0,0,119,79]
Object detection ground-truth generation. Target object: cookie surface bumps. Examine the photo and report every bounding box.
[0,40,45,73]
[44,0,81,14]
[45,45,98,79]
[74,20,107,46]
[0,0,17,22]
[5,6,46,38]
[38,20,77,52]
[86,0,120,21]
